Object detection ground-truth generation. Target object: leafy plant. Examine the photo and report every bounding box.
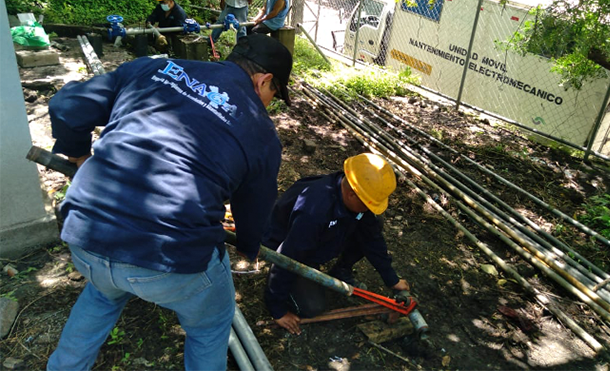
[579,194,610,239]
[13,267,38,280]
[107,326,125,345]
[65,262,75,273]
[1,290,18,301]
[54,181,71,202]
[496,1,610,90]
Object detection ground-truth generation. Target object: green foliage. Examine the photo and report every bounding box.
[294,35,419,100]
[65,262,75,273]
[108,326,126,345]
[42,0,155,25]
[292,36,332,77]
[0,290,18,301]
[13,267,38,280]
[54,181,70,202]
[497,1,610,89]
[579,194,610,239]
[5,0,43,17]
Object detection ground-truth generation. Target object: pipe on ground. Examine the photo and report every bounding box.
[229,327,255,371]
[232,306,274,371]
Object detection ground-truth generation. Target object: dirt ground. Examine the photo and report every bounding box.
[3,35,610,371]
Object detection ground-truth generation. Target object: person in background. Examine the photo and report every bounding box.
[211,0,251,43]
[147,0,187,28]
[45,34,292,371]
[263,153,410,335]
[250,0,290,34]
[146,0,187,51]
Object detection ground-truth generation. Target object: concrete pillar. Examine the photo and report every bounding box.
[0,0,60,258]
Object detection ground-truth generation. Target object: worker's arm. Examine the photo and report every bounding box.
[358,213,407,289]
[252,4,268,23]
[49,71,119,158]
[264,212,321,333]
[146,5,161,25]
[230,145,281,260]
[255,0,285,24]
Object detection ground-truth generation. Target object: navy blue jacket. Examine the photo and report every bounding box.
[50,57,281,274]
[147,2,187,28]
[263,172,400,319]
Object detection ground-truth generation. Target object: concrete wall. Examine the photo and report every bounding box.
[0,0,60,258]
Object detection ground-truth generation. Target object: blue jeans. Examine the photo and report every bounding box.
[47,244,235,371]
[211,5,249,42]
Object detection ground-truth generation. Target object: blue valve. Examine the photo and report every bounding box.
[183,18,200,33]
[223,14,240,31]
[106,15,126,40]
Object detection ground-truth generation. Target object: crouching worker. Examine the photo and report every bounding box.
[146,0,187,52]
[263,153,410,335]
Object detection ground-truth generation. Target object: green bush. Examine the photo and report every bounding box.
[579,194,610,239]
[6,0,201,26]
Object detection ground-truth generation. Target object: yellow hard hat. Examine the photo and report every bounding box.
[343,153,396,215]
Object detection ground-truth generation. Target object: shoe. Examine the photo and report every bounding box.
[329,267,368,290]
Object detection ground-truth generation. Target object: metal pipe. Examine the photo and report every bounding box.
[232,306,274,371]
[352,96,609,287]
[124,22,256,36]
[297,86,605,352]
[455,0,484,110]
[298,83,610,326]
[296,23,331,65]
[351,0,363,67]
[77,35,105,76]
[226,231,353,296]
[584,83,610,161]
[229,327,255,371]
[336,87,610,309]
[355,91,610,248]
[26,146,76,177]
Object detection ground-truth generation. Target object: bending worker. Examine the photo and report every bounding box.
[146,0,187,28]
[46,34,292,371]
[146,0,187,51]
[263,153,410,335]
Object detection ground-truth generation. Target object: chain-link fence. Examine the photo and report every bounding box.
[294,0,610,157]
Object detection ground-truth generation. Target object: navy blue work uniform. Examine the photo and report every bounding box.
[50,57,282,273]
[263,171,400,319]
[147,2,187,28]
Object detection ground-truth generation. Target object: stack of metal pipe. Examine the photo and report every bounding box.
[295,80,610,355]
[77,34,106,76]
[230,306,273,371]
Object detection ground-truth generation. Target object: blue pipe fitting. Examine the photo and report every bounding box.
[223,14,241,31]
[106,15,126,40]
[183,18,200,33]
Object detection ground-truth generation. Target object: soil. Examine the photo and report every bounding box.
[2,36,610,371]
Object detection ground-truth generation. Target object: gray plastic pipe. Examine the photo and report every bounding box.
[229,327,255,371]
[232,306,274,371]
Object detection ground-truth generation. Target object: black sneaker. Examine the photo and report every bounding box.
[329,267,368,290]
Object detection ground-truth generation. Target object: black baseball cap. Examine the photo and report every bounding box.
[228,34,293,106]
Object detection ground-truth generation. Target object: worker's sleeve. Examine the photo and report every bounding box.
[264,213,320,319]
[173,7,187,26]
[49,71,119,158]
[359,215,400,287]
[230,152,281,260]
[146,8,160,24]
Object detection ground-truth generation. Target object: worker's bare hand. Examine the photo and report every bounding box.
[274,312,301,335]
[68,153,91,168]
[392,279,410,292]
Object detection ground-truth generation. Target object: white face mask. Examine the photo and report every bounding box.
[160,3,170,11]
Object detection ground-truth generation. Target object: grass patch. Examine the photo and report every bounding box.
[292,35,419,100]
